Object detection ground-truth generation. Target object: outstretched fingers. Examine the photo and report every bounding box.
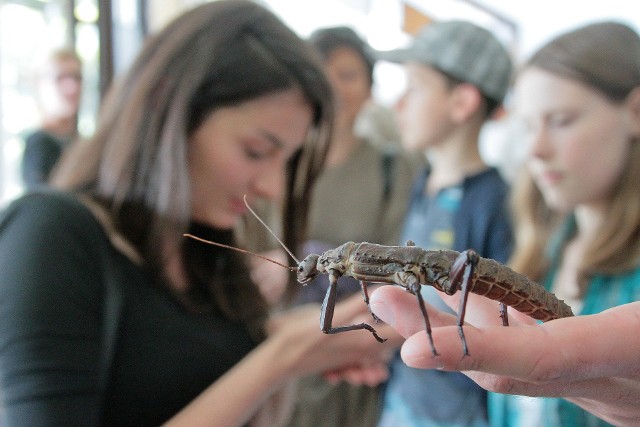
[370,286,458,338]
[373,290,640,425]
[401,304,640,386]
[399,321,557,377]
[373,287,640,389]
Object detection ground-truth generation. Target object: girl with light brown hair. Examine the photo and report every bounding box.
[370,20,640,427]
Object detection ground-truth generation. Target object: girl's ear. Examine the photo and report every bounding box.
[450,83,482,123]
[625,86,640,136]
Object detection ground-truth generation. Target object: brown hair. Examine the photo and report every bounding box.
[509,21,640,287]
[32,47,81,78]
[52,0,333,338]
[31,47,82,113]
[308,26,375,87]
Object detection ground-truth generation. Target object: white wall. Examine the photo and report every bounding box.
[479,0,639,62]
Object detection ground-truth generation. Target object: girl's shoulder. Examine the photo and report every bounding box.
[583,264,640,314]
[0,189,110,258]
[3,189,96,222]
[2,189,143,265]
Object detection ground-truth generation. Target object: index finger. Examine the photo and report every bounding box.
[370,286,458,338]
[401,303,640,383]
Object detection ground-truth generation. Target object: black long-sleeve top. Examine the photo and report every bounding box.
[0,191,256,426]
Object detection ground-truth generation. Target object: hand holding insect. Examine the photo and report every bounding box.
[250,248,290,306]
[265,291,400,384]
[370,287,640,427]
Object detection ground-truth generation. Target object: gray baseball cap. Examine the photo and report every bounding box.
[377,20,513,103]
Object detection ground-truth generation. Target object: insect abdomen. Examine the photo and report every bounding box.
[472,257,574,321]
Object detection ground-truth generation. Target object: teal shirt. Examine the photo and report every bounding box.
[488,217,640,427]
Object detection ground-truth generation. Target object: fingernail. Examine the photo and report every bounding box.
[402,339,444,370]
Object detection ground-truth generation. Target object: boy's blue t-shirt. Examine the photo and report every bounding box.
[378,167,512,427]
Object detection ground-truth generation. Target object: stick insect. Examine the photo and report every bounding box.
[185,198,574,357]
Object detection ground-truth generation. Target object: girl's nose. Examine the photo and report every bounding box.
[528,128,554,159]
[394,92,407,114]
[253,165,285,202]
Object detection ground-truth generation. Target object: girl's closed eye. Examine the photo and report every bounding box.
[548,111,578,129]
[244,139,276,160]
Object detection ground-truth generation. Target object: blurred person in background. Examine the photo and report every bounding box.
[282,26,417,427]
[487,19,640,427]
[21,47,83,189]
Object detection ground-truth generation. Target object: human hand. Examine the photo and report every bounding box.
[321,358,392,387]
[320,307,403,386]
[250,248,290,306]
[266,292,400,386]
[370,286,640,427]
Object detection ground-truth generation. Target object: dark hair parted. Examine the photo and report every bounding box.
[52,0,333,339]
[510,21,640,288]
[308,26,376,87]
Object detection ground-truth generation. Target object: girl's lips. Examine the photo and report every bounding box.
[537,170,564,186]
[230,198,249,215]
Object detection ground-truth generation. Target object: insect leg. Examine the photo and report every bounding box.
[499,303,509,326]
[449,249,480,356]
[320,269,387,342]
[359,280,380,323]
[406,274,439,357]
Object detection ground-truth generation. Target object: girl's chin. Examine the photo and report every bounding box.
[213,218,240,230]
[541,193,574,214]
[192,212,239,230]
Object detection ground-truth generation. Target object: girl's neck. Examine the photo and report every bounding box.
[41,115,78,140]
[573,202,607,243]
[551,205,607,312]
[325,125,362,167]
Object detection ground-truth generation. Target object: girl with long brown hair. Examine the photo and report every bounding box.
[0,2,395,426]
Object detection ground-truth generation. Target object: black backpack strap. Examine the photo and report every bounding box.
[98,261,123,396]
[78,196,130,413]
[381,148,396,203]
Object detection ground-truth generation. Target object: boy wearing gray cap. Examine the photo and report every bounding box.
[376,20,514,426]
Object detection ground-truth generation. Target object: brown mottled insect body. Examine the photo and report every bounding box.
[299,241,573,320]
[466,258,574,322]
[296,241,574,355]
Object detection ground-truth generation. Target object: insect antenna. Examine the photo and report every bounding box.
[183,233,297,271]
[242,195,301,264]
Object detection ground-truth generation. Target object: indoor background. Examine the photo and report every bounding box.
[1,0,637,204]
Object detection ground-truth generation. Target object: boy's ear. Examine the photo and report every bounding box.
[450,83,482,123]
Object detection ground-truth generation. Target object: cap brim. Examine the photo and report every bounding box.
[373,47,416,64]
